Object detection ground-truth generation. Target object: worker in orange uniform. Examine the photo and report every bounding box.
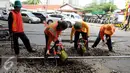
[8,0,36,55]
[70,21,90,50]
[44,21,68,55]
[92,24,115,52]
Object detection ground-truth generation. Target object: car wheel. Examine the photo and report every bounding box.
[29,20,32,24]
[47,20,53,25]
[66,21,72,28]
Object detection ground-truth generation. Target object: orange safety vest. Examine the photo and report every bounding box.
[44,22,61,49]
[76,21,89,33]
[11,11,24,32]
[100,24,115,40]
[70,21,90,41]
[44,22,61,41]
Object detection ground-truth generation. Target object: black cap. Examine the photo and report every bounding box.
[58,21,68,30]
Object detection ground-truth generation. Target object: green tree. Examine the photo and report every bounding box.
[82,2,117,13]
[100,2,117,13]
[22,0,41,5]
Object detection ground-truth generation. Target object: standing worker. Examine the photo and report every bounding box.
[8,0,36,55]
[122,2,130,31]
[92,24,115,52]
[70,21,90,50]
[44,21,68,55]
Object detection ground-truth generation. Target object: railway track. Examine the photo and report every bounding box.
[1,56,130,59]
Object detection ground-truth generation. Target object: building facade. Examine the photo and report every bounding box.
[93,0,114,4]
[41,0,80,6]
[41,0,64,5]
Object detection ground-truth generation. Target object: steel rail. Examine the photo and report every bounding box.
[1,56,130,59]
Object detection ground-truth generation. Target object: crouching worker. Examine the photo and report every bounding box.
[8,0,36,55]
[92,24,115,52]
[70,21,90,50]
[44,21,68,55]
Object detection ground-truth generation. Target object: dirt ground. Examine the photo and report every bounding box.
[1,57,125,73]
[7,59,95,73]
[0,43,111,57]
[0,41,129,57]
[0,41,129,73]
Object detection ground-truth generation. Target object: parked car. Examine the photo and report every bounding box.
[46,14,63,24]
[32,12,46,23]
[61,12,83,27]
[21,12,41,24]
[61,14,75,27]
[1,9,9,21]
[46,13,82,27]
[0,14,2,19]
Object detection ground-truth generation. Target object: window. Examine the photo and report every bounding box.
[27,13,35,17]
[50,15,57,17]
[33,13,42,16]
[49,14,63,18]
[21,14,27,17]
[66,14,70,16]
[57,15,63,18]
[71,15,74,18]
[75,15,81,19]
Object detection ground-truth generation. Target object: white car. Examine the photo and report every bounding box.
[46,14,73,27]
[61,12,83,27]
[61,14,75,27]
[46,14,62,24]
[1,9,9,20]
[46,13,83,27]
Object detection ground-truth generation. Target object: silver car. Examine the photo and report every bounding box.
[21,12,41,24]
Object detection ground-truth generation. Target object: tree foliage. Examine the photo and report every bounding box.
[82,2,117,13]
[22,0,41,5]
